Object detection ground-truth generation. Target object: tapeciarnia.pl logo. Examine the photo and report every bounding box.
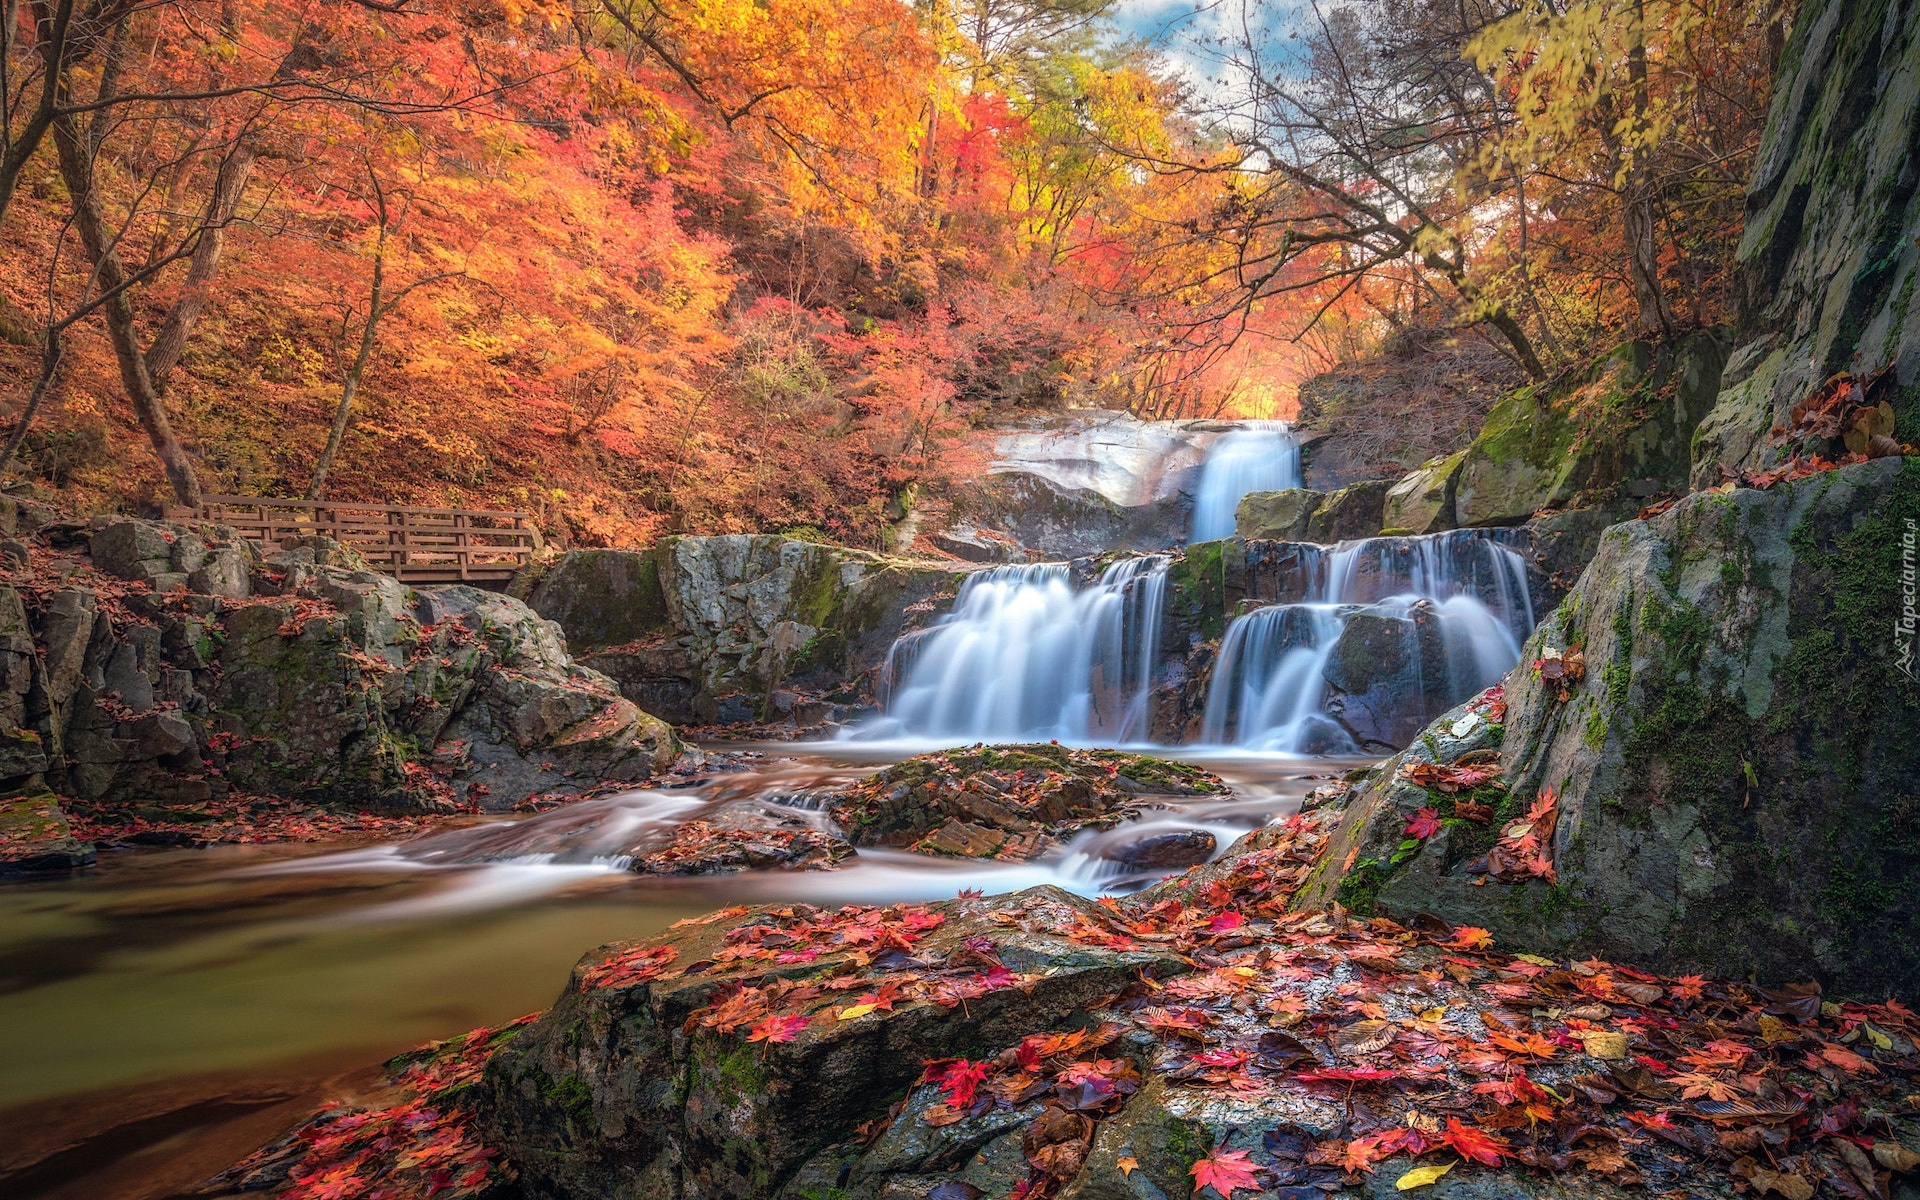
[1899,517,1917,679]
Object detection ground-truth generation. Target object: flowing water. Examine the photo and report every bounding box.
[1201,531,1535,752]
[0,743,1349,1200]
[865,556,1169,744]
[1189,422,1301,543]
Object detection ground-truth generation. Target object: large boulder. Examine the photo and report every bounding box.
[1306,479,1393,542]
[1691,0,1920,484]
[1297,458,1920,996]
[1382,451,1465,534]
[524,537,965,724]
[483,888,1188,1200]
[1234,488,1323,540]
[1455,333,1727,527]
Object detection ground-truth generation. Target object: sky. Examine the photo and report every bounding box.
[1109,0,1309,103]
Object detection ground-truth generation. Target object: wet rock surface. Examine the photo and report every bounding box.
[1298,459,1920,996]
[464,811,1920,1200]
[827,744,1227,862]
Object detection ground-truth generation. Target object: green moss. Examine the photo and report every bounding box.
[1334,858,1390,917]
[1582,709,1609,750]
[1167,539,1230,640]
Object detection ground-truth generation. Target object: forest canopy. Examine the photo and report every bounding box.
[0,0,1793,546]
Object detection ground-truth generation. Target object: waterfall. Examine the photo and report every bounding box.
[870,556,1169,743]
[1201,530,1534,752]
[1190,423,1301,543]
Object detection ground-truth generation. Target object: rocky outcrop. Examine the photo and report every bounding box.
[1307,479,1394,542]
[1691,0,1920,484]
[1453,332,1728,528]
[483,887,1190,1200]
[1296,459,1920,996]
[0,515,679,829]
[828,744,1225,861]
[521,536,968,725]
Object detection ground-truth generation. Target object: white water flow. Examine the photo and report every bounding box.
[1190,422,1301,543]
[864,556,1169,744]
[1202,530,1536,753]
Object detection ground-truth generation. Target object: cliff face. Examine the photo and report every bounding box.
[1693,0,1920,482]
[1292,0,1920,997]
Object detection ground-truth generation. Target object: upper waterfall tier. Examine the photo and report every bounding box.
[1188,423,1301,543]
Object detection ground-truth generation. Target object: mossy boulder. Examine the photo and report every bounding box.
[1234,488,1323,540]
[1298,458,1920,996]
[0,790,93,872]
[829,744,1226,861]
[482,889,1189,1200]
[1456,333,1728,528]
[530,536,967,724]
[1383,451,1466,534]
[1305,479,1393,542]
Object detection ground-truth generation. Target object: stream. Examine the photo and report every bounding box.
[0,741,1359,1200]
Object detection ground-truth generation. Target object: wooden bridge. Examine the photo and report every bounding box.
[170,496,542,585]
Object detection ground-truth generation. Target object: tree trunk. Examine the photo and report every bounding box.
[307,256,385,500]
[146,144,255,390]
[1622,0,1670,338]
[0,331,63,478]
[50,108,203,506]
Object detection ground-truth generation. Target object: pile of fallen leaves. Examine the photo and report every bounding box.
[628,817,853,874]
[613,809,1919,1200]
[211,1015,539,1200]
[64,793,462,846]
[828,743,1226,862]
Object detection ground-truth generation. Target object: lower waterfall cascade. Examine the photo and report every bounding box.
[858,528,1534,754]
[1200,530,1536,752]
[862,555,1170,743]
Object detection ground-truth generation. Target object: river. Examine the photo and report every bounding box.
[0,741,1359,1200]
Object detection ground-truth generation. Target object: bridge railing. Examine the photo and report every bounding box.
[168,496,542,584]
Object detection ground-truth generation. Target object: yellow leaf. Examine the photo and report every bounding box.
[1865,1025,1894,1051]
[1397,1162,1455,1190]
[1872,1141,1920,1173]
[1757,1015,1795,1044]
[1578,1030,1629,1060]
[838,1003,879,1021]
[1514,953,1556,967]
[1117,1155,1140,1178]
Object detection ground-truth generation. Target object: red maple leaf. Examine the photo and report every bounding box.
[1190,1146,1264,1197]
[1405,807,1443,839]
[746,1014,810,1044]
[929,1058,990,1106]
[1441,1118,1509,1166]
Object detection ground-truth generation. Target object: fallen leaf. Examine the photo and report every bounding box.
[1578,1030,1629,1060]
[1190,1146,1264,1197]
[1396,1162,1455,1190]
[1117,1154,1140,1178]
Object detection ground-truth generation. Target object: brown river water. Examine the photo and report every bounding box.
[0,742,1361,1200]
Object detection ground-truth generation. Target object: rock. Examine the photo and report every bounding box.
[632,804,854,874]
[188,547,252,599]
[0,791,94,873]
[829,745,1227,861]
[1690,0,1920,484]
[1234,488,1323,540]
[1298,459,1920,996]
[1305,479,1392,542]
[1320,607,1452,751]
[523,549,672,652]
[1382,451,1465,534]
[948,473,1140,559]
[87,519,174,581]
[1454,333,1727,527]
[482,887,1188,1200]
[1522,499,1640,611]
[1101,828,1216,869]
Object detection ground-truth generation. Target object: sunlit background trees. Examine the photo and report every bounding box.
[0,0,1793,544]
